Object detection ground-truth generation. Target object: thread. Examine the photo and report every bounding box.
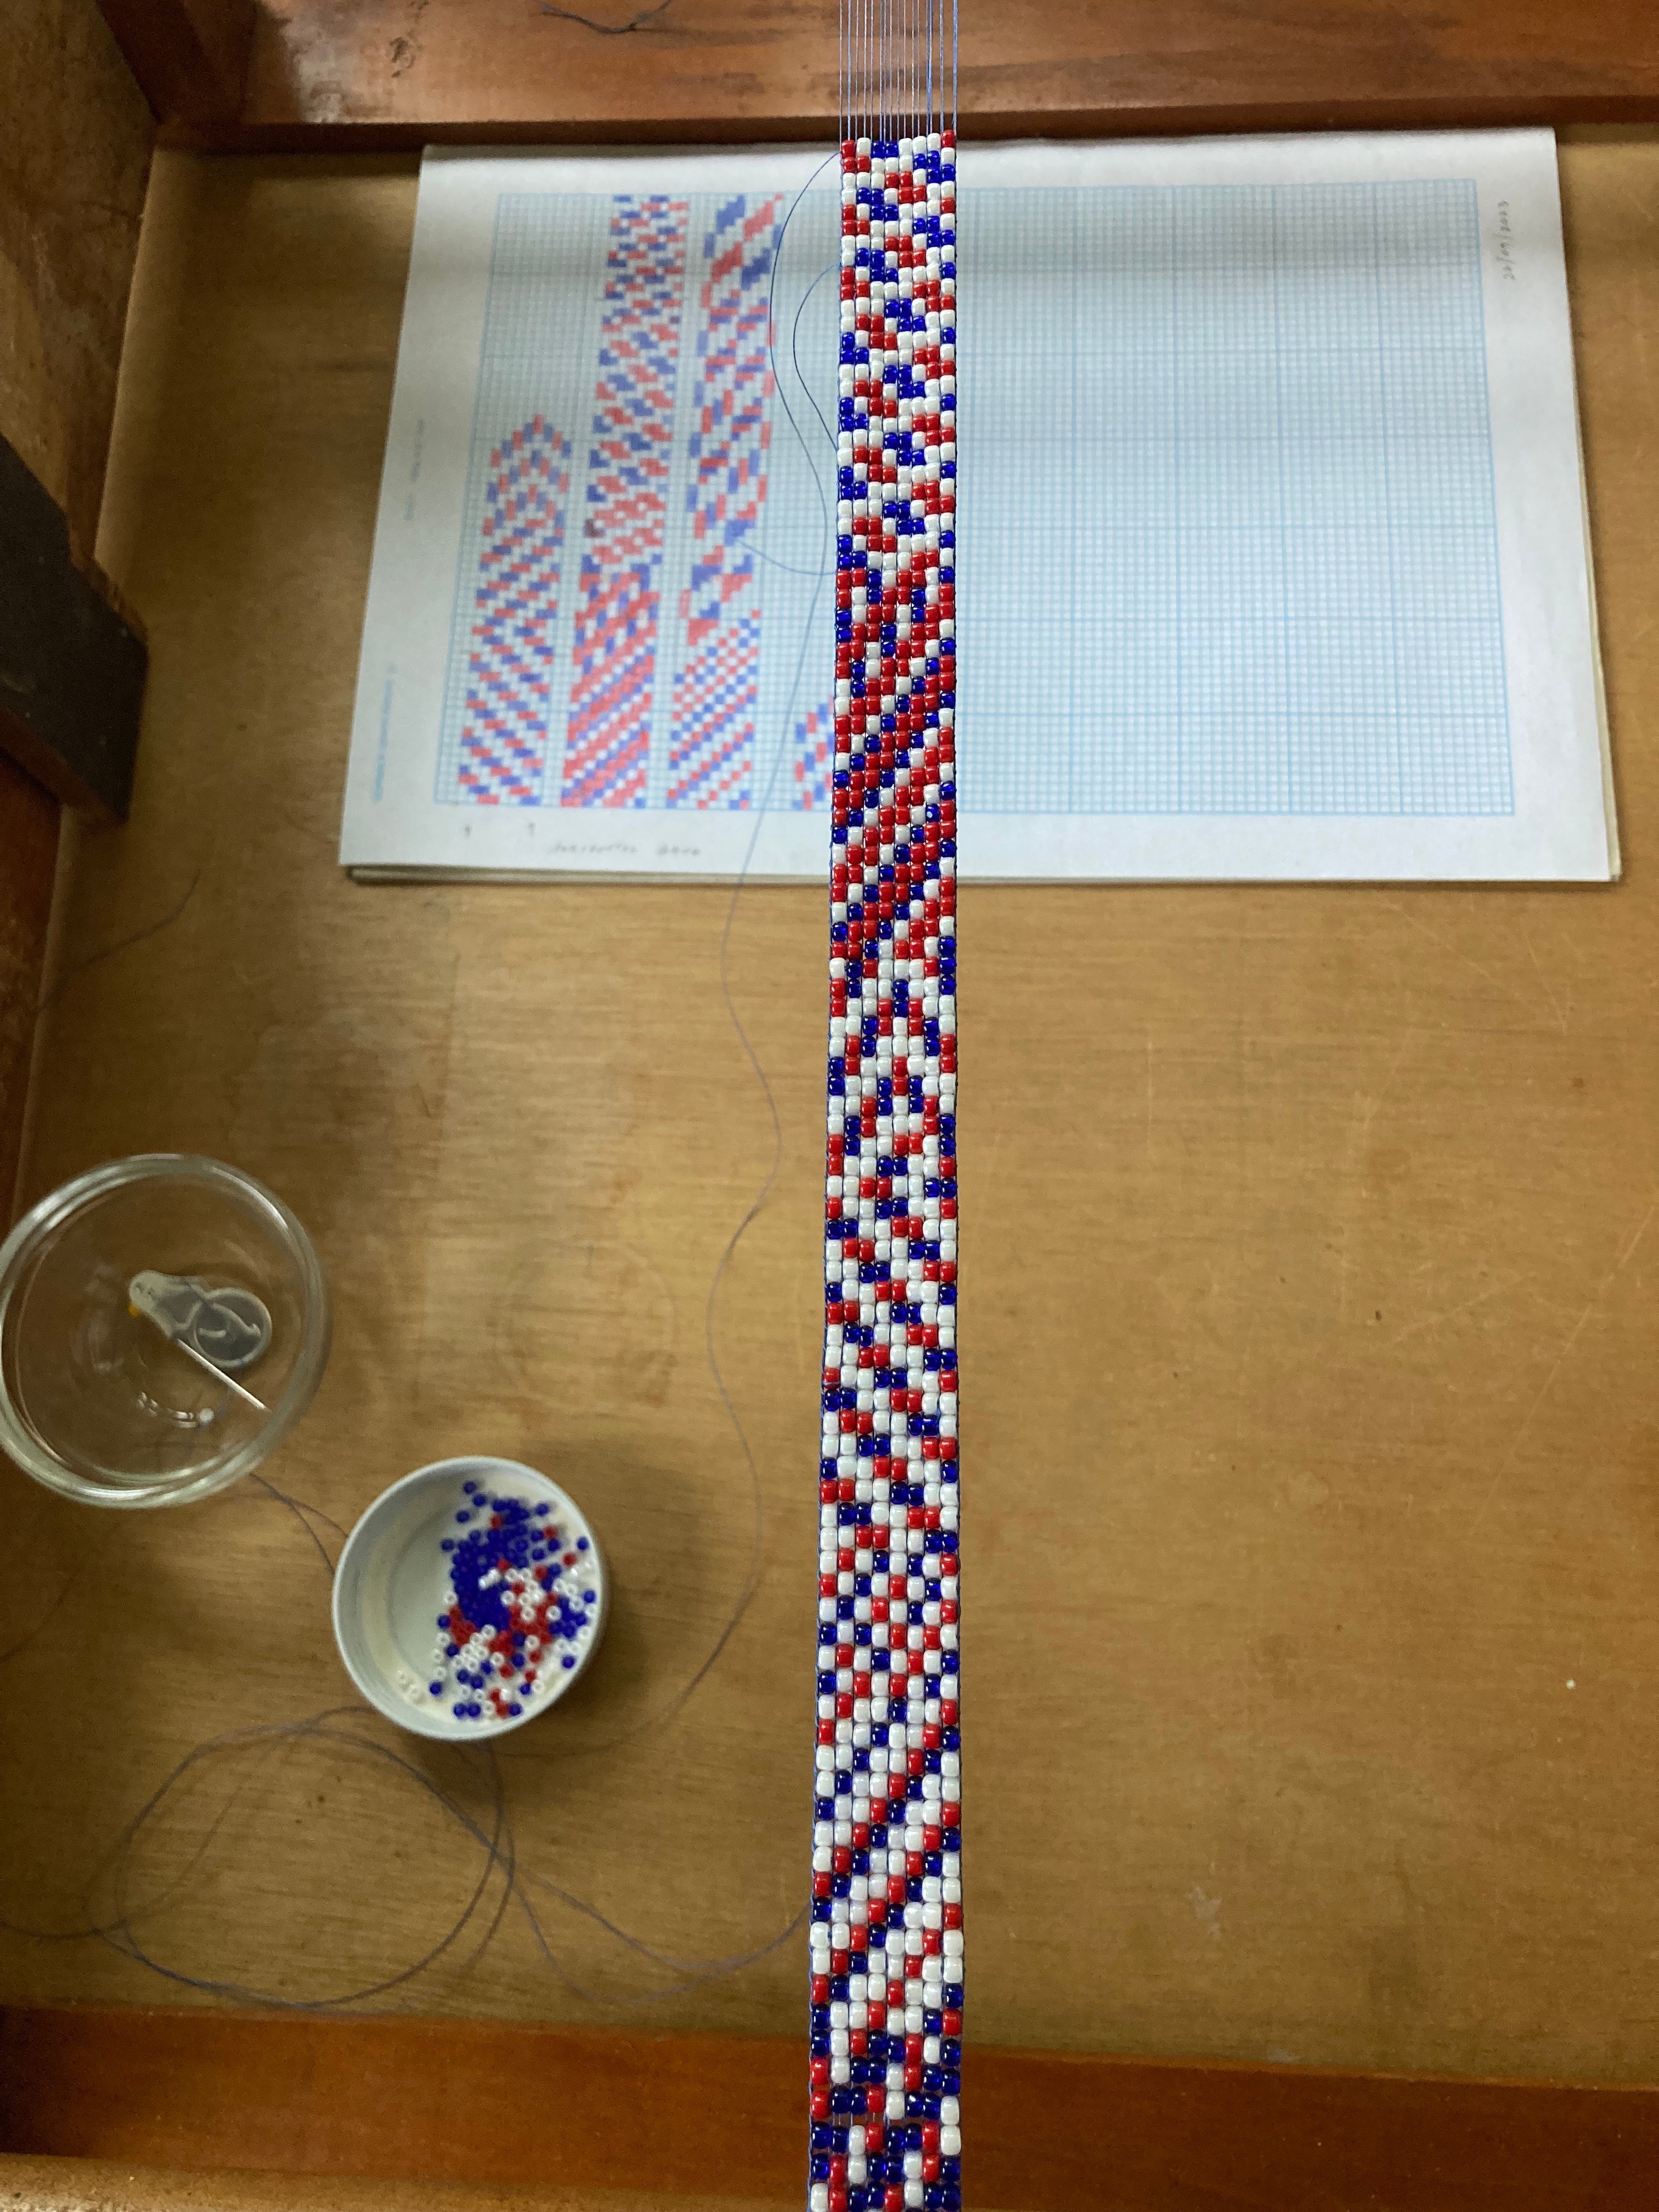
[0,162,845,2014]
[842,0,956,142]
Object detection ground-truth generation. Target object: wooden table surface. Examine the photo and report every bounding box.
[153,0,1659,145]
[1,127,1656,2083]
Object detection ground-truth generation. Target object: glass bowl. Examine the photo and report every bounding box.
[0,1154,330,1508]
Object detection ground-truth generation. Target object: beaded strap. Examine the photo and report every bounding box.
[811,128,960,2212]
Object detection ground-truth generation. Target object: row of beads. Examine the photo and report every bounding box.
[423,1485,599,1723]
[814,128,960,2212]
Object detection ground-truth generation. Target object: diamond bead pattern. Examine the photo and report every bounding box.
[810,128,961,2212]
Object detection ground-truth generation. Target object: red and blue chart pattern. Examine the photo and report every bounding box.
[450,417,572,805]
[664,193,785,810]
[439,186,840,817]
[560,195,691,809]
[793,703,834,811]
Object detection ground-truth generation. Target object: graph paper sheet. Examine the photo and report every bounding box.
[340,131,1616,883]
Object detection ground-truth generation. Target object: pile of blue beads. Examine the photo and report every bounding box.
[427,1481,599,1724]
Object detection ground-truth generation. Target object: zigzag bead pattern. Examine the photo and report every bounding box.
[667,193,784,810]
[562,194,690,809]
[811,129,960,2212]
[454,418,571,805]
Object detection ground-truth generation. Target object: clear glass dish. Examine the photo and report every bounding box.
[0,1154,330,1508]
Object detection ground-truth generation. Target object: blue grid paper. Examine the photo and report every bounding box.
[433,177,1513,821]
[958,179,1513,816]
[435,193,613,804]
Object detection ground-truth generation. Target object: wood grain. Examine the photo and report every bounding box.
[92,0,255,124]
[0,2158,792,2212]
[3,125,1659,2087]
[3,2006,1658,2209]
[204,0,1659,149]
[0,0,155,561]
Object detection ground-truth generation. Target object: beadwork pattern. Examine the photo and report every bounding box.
[426,1483,600,1723]
[562,195,690,809]
[453,418,572,805]
[812,129,959,2212]
[794,701,836,811]
[667,193,785,810]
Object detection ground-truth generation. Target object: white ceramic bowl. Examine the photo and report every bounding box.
[332,1456,607,1740]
